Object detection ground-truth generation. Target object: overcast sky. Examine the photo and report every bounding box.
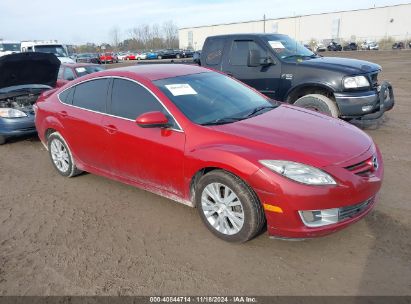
[0,0,407,44]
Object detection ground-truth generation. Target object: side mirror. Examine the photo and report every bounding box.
[136,111,170,128]
[66,76,75,81]
[247,49,261,67]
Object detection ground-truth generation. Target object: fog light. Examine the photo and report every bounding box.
[299,208,339,227]
[362,105,373,112]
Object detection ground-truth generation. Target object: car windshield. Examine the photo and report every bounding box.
[35,45,68,57]
[0,43,21,52]
[154,72,277,125]
[75,65,105,77]
[261,35,316,61]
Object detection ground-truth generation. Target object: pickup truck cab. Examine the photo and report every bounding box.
[200,34,394,120]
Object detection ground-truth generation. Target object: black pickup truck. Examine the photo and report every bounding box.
[199,34,394,120]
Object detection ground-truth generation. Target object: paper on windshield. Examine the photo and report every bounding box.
[268,41,285,49]
[75,67,86,73]
[165,84,197,96]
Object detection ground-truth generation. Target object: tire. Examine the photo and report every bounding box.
[157,55,162,60]
[47,132,82,177]
[0,135,5,145]
[176,54,180,59]
[294,94,339,118]
[195,170,265,243]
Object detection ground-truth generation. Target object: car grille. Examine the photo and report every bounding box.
[370,73,379,88]
[339,197,374,221]
[345,156,375,177]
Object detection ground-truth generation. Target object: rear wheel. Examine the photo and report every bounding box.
[294,94,339,118]
[196,170,265,243]
[47,132,82,177]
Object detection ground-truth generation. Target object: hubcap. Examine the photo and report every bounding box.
[201,183,244,235]
[50,139,70,173]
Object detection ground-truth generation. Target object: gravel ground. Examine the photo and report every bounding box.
[0,50,410,296]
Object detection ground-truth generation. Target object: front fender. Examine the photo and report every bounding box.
[184,144,262,200]
[285,82,336,102]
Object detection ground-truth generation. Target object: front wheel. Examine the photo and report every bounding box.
[294,94,339,118]
[47,132,82,177]
[196,170,265,242]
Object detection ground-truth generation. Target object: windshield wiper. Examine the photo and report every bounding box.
[241,105,277,119]
[201,116,245,126]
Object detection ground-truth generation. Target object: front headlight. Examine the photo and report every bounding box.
[343,76,370,89]
[0,108,28,118]
[259,160,336,185]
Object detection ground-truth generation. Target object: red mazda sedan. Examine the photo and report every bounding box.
[34,64,383,242]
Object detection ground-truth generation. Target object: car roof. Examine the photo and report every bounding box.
[99,64,212,81]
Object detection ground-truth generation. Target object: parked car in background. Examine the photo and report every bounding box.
[313,42,326,52]
[303,44,313,51]
[21,40,74,63]
[0,52,59,145]
[76,53,101,64]
[182,49,194,58]
[100,52,118,63]
[35,64,384,242]
[157,49,184,59]
[361,41,379,50]
[56,63,105,88]
[0,41,21,57]
[124,53,136,60]
[327,41,342,51]
[343,42,358,51]
[200,33,395,121]
[136,52,147,60]
[392,42,405,49]
[193,50,201,64]
[116,52,128,61]
[146,51,159,59]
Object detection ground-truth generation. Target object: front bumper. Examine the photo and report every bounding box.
[0,114,37,139]
[248,147,383,238]
[335,81,394,120]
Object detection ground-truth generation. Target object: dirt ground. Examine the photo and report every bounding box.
[0,50,410,296]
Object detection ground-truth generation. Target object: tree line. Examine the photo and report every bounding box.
[74,21,180,53]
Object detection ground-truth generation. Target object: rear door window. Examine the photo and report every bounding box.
[59,87,75,105]
[72,78,109,113]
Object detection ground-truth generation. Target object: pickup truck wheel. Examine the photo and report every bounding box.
[294,94,339,118]
[0,135,6,145]
[196,170,265,243]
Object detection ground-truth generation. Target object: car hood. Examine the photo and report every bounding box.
[0,52,60,90]
[300,56,381,75]
[210,105,372,167]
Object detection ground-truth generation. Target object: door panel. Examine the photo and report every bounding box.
[104,78,186,195]
[222,39,282,100]
[102,116,186,195]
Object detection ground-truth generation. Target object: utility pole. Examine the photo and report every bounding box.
[263,14,266,33]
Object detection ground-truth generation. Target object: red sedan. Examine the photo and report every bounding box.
[34,64,383,242]
[99,52,118,63]
[56,63,105,88]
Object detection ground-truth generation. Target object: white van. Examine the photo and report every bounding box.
[0,40,21,57]
[21,40,74,63]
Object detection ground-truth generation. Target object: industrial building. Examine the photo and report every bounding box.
[179,3,411,50]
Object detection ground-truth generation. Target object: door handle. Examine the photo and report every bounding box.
[104,124,117,134]
[58,110,68,117]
